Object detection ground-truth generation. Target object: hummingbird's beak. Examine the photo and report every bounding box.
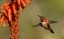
[37,15,43,18]
[37,15,41,17]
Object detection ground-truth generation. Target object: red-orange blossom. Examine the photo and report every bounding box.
[0,0,31,39]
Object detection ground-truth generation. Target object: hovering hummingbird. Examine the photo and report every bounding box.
[32,15,57,34]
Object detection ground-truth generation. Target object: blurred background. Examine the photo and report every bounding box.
[0,0,64,39]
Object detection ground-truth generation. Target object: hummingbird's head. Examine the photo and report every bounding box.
[37,15,46,22]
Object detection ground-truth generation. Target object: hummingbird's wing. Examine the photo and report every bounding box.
[32,23,42,27]
[49,21,57,24]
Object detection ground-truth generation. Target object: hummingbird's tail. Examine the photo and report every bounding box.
[49,28,54,34]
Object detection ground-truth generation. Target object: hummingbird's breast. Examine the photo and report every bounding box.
[42,22,46,25]
[42,22,48,28]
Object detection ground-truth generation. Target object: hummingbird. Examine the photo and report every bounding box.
[32,15,57,34]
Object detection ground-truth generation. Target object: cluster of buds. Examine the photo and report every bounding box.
[0,0,31,29]
[0,0,31,39]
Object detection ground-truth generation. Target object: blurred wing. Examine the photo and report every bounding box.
[49,21,57,24]
[32,23,42,27]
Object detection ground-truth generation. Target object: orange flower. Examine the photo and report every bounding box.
[0,0,31,39]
